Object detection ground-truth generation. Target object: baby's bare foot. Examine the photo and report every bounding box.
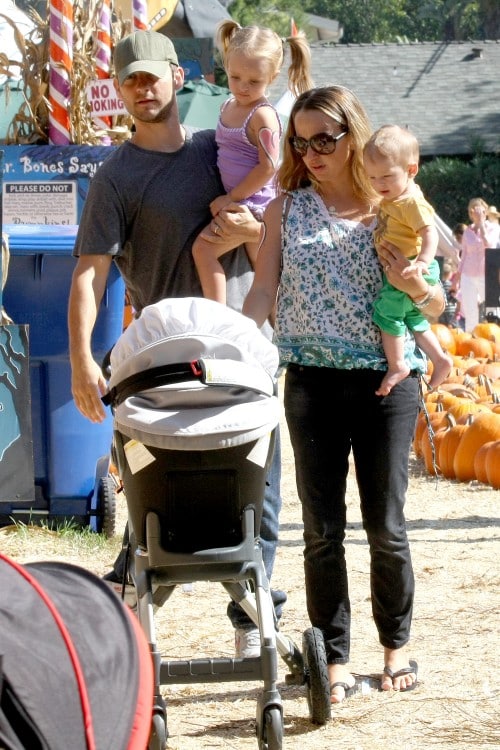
[427,354,452,390]
[375,366,410,396]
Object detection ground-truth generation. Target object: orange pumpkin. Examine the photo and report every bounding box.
[436,382,479,401]
[473,441,496,484]
[434,391,459,409]
[447,400,490,422]
[451,354,479,372]
[422,399,445,414]
[472,322,500,341]
[453,412,500,482]
[438,418,469,479]
[424,391,457,411]
[453,331,473,352]
[421,425,448,476]
[485,440,500,489]
[413,413,427,457]
[490,340,500,359]
[457,336,493,360]
[431,323,457,355]
[413,408,446,458]
[442,369,469,384]
[466,361,500,380]
[473,375,493,400]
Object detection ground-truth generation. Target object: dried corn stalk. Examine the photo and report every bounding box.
[0,0,133,145]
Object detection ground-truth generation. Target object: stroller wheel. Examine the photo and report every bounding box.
[302,627,331,725]
[95,476,117,538]
[149,711,167,750]
[257,706,282,750]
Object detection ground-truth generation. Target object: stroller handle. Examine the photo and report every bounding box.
[102,358,275,408]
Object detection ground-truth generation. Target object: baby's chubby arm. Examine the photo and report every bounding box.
[401,223,438,279]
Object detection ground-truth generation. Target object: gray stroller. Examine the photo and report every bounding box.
[105,298,314,750]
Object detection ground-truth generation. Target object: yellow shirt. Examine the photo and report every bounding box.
[373,184,435,259]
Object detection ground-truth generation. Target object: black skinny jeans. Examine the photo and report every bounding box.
[284,364,419,665]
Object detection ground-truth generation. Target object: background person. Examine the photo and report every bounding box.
[438,260,460,327]
[192,20,312,304]
[68,30,285,659]
[243,85,445,703]
[452,222,466,250]
[486,205,500,247]
[457,198,498,331]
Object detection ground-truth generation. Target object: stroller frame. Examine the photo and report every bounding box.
[130,504,286,750]
[106,298,323,748]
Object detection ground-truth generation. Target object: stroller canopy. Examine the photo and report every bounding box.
[0,553,153,750]
[107,298,280,451]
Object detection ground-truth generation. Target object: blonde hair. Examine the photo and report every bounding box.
[278,85,379,203]
[364,124,420,167]
[468,197,489,212]
[216,20,313,97]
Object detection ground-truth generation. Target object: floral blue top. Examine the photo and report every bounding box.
[275,188,426,372]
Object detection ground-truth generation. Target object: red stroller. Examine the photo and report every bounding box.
[0,551,153,750]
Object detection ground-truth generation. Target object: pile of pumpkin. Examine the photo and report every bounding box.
[414,320,500,488]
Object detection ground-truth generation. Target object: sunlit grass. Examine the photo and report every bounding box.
[1,516,120,566]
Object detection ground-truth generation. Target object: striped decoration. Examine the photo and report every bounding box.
[95,0,112,141]
[49,0,73,145]
[132,0,148,30]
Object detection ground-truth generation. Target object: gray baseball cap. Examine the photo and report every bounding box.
[114,30,178,84]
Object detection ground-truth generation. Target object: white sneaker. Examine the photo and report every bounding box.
[235,627,261,658]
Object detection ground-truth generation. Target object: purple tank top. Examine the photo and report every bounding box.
[216,99,282,216]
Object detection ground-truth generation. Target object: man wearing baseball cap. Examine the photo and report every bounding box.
[113,29,179,85]
[69,30,286,659]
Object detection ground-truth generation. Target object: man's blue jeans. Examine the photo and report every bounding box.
[227,426,287,629]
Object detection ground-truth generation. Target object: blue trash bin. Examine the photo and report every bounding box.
[2,224,125,534]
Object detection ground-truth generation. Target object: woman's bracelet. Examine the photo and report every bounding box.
[412,285,436,309]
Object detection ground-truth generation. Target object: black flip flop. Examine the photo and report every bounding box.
[383,659,418,692]
[330,679,362,702]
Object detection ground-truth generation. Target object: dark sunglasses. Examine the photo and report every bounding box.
[289,130,348,156]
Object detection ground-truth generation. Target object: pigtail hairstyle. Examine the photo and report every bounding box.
[284,32,313,96]
[215,20,312,98]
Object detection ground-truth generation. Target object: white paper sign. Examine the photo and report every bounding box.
[3,181,77,225]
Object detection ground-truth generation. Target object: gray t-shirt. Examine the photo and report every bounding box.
[74,127,255,316]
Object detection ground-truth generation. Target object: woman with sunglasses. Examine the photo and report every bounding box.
[243,86,444,704]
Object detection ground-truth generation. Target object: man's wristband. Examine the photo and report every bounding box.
[412,285,436,309]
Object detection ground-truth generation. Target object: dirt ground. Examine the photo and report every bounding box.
[2,388,499,750]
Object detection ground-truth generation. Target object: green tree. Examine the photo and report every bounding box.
[302,0,487,42]
[407,1,481,41]
[228,0,309,37]
[418,149,500,228]
[304,0,409,42]
[479,0,500,38]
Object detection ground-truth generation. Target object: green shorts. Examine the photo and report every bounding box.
[372,258,440,337]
